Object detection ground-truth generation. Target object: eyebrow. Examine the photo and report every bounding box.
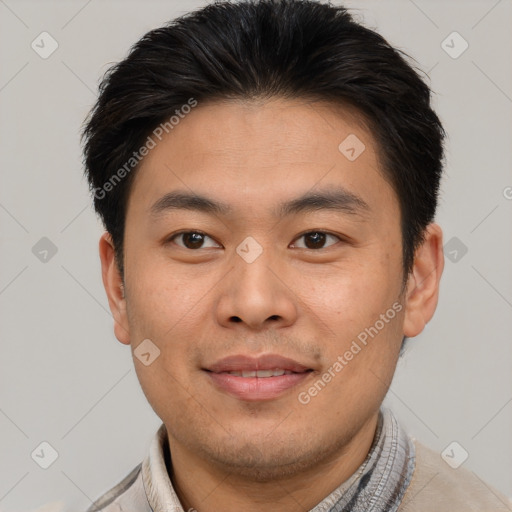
[149,187,370,219]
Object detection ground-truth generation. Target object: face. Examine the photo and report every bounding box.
[100,97,442,481]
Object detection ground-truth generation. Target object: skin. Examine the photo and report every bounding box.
[99,97,444,511]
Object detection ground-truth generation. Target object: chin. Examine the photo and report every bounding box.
[193,430,340,482]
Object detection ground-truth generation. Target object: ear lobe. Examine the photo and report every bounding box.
[98,232,131,345]
[403,223,444,338]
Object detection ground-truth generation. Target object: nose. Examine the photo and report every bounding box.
[215,246,298,331]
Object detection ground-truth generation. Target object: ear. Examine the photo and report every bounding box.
[99,231,131,345]
[403,223,444,338]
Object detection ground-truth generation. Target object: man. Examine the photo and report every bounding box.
[81,0,511,510]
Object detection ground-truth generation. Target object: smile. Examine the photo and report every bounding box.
[223,369,296,377]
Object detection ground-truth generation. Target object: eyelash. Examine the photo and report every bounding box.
[166,230,344,251]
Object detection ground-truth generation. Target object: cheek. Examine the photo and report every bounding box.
[125,256,218,387]
[299,257,398,337]
[126,254,205,329]
[126,263,202,411]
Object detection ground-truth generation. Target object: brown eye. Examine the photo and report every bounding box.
[170,231,220,250]
[292,231,341,250]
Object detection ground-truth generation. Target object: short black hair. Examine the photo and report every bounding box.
[82,0,445,281]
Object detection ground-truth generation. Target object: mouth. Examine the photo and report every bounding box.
[203,354,315,401]
[217,369,306,377]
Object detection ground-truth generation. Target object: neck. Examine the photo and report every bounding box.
[167,411,379,512]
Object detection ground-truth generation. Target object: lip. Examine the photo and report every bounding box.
[205,354,312,373]
[203,354,314,401]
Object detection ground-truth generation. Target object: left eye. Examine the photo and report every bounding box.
[291,231,341,250]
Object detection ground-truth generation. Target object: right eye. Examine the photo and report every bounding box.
[167,231,221,250]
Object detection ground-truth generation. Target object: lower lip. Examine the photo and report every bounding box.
[205,371,312,401]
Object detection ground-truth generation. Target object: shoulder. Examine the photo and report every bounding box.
[398,440,512,511]
[85,463,151,512]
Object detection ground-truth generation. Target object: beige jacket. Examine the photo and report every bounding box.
[398,441,512,511]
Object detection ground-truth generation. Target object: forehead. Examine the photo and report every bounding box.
[127,97,398,222]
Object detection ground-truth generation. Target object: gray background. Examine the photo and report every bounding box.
[0,0,511,510]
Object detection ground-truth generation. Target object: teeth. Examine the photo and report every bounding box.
[226,369,293,377]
